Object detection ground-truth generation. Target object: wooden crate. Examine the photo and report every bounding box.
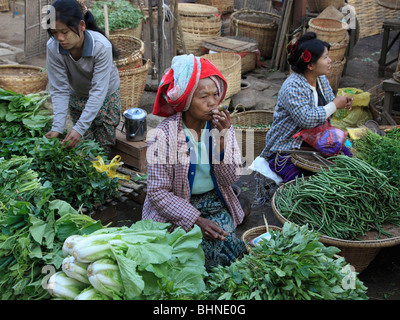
[110,129,147,173]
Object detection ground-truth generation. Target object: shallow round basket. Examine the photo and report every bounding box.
[178,2,219,18]
[242,225,282,252]
[231,110,274,157]
[291,152,333,172]
[110,34,144,69]
[118,59,152,113]
[0,64,48,95]
[201,52,241,98]
[230,10,280,58]
[308,18,348,44]
[271,180,400,272]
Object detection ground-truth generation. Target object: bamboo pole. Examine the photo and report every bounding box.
[157,0,163,84]
[103,4,109,38]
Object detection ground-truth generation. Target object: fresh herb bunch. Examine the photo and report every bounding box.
[203,223,368,300]
[91,0,144,31]
[0,88,52,139]
[29,137,120,210]
[353,131,400,187]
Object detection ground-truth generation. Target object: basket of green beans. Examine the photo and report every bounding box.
[271,155,400,272]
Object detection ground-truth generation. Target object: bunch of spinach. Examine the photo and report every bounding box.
[353,131,400,187]
[28,137,120,210]
[203,223,368,300]
[91,0,144,31]
[0,88,52,139]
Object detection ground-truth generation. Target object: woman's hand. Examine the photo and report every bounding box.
[211,108,231,153]
[62,128,82,149]
[333,95,353,111]
[45,130,60,139]
[195,216,228,241]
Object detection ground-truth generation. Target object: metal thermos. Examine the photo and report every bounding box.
[122,108,147,142]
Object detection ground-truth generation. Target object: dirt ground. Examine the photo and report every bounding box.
[2,11,400,300]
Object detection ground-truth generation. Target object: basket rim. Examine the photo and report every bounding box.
[231,9,280,28]
[110,34,145,67]
[231,110,274,131]
[117,59,152,76]
[241,225,282,251]
[0,64,47,74]
[272,179,400,248]
[178,2,219,16]
[309,17,349,31]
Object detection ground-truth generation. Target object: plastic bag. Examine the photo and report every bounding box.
[293,121,346,156]
[337,87,371,107]
[91,155,130,180]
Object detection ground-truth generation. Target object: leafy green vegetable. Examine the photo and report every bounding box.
[202,223,368,300]
[91,0,144,31]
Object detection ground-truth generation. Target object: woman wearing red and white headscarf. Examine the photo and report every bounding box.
[143,54,246,270]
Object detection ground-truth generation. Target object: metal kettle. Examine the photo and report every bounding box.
[122,108,147,142]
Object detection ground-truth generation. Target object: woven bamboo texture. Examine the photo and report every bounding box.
[290,152,333,172]
[0,65,48,95]
[231,110,274,157]
[376,0,400,10]
[230,10,280,58]
[307,0,345,12]
[110,35,144,69]
[327,57,346,92]
[0,0,9,11]
[195,0,234,14]
[201,52,241,98]
[242,225,282,252]
[109,20,143,40]
[118,59,152,113]
[177,3,221,55]
[329,32,349,62]
[347,0,400,38]
[272,181,400,272]
[308,18,348,44]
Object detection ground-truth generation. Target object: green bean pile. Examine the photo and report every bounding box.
[275,155,400,240]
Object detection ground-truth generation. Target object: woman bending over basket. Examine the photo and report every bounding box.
[45,0,121,155]
[142,54,246,271]
[260,32,353,184]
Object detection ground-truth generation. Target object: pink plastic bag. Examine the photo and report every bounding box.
[292,121,346,156]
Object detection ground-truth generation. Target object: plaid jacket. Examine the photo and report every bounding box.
[142,112,245,231]
[261,72,335,158]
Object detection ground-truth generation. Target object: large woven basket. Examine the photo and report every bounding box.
[231,110,274,158]
[0,65,48,95]
[201,52,241,98]
[271,181,400,272]
[195,0,234,14]
[242,225,282,252]
[109,20,143,40]
[376,0,400,9]
[329,32,349,62]
[110,34,144,69]
[307,0,345,12]
[230,10,280,58]
[118,59,152,113]
[327,57,346,92]
[177,3,221,55]
[308,18,348,44]
[0,0,9,11]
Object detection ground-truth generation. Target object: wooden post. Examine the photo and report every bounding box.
[103,5,109,38]
[157,0,163,84]
[171,0,178,57]
[292,0,306,29]
[148,1,156,79]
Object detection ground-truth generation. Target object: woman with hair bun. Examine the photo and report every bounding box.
[260,32,353,183]
[45,0,121,155]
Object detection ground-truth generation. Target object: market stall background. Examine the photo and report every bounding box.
[1,0,400,300]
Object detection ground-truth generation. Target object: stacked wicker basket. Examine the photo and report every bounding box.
[110,34,151,113]
[307,0,345,12]
[177,3,221,56]
[230,10,280,59]
[195,0,234,14]
[308,17,349,92]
